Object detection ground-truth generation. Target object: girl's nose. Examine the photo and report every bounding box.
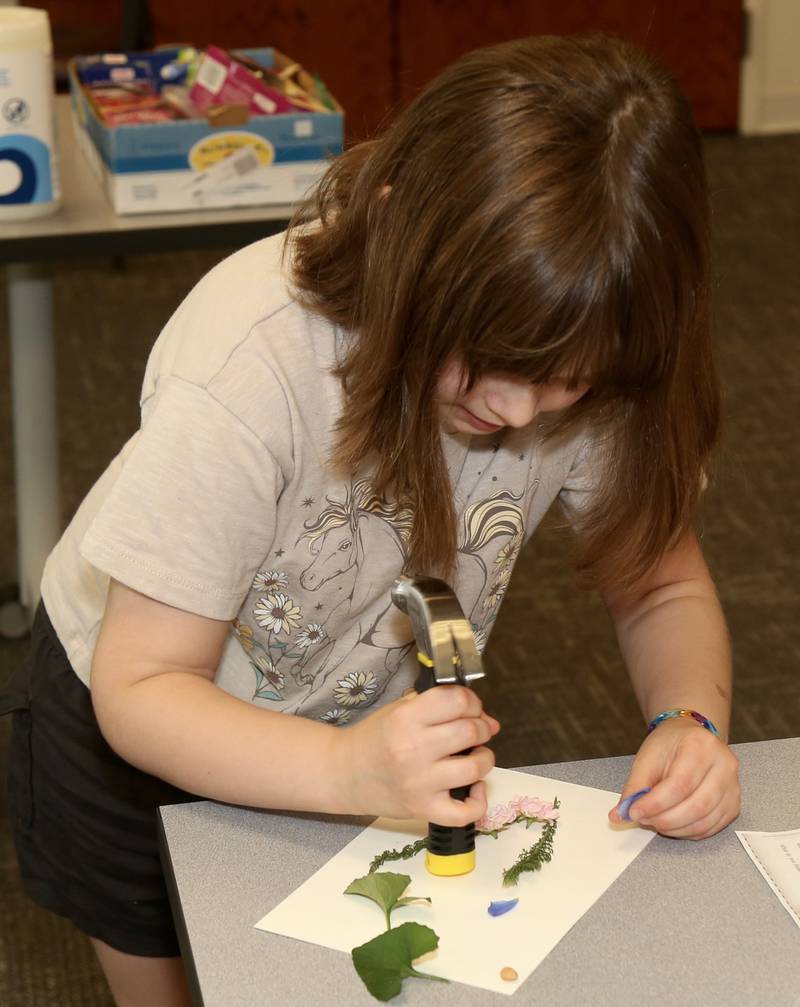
[485,381,539,428]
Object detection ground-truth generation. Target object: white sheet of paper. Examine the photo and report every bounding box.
[255,767,655,995]
[736,827,800,928]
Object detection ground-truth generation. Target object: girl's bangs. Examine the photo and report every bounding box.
[460,262,675,401]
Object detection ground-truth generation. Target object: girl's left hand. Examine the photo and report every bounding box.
[608,718,741,839]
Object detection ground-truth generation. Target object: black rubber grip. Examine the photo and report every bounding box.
[414,656,475,860]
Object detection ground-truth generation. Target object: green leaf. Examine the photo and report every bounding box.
[344,873,417,929]
[351,922,447,1002]
[394,896,432,910]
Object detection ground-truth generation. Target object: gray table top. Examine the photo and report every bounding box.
[159,737,800,1007]
[0,96,293,263]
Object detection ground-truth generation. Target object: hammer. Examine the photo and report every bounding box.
[391,576,485,876]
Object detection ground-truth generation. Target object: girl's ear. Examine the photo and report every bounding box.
[380,184,392,198]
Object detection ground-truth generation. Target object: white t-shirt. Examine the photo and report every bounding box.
[41,232,598,725]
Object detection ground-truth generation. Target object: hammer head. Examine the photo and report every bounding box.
[391,576,484,686]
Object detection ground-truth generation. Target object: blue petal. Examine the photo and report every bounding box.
[617,787,652,822]
[488,898,519,917]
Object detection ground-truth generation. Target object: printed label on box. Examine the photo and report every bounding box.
[188,131,275,172]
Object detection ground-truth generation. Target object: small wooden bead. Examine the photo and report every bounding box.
[500,966,518,981]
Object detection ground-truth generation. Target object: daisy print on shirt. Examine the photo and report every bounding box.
[231,458,539,724]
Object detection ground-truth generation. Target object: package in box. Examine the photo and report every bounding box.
[68,47,343,215]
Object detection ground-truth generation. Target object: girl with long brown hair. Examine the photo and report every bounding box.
[3,34,739,1006]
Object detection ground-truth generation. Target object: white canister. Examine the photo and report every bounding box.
[0,6,61,219]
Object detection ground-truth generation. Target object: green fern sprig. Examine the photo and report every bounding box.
[501,797,560,887]
[368,796,561,882]
[368,838,428,873]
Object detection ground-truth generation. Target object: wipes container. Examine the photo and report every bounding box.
[0,6,60,219]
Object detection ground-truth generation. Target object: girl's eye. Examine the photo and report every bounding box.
[338,540,352,551]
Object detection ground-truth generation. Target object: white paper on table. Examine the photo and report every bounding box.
[255,767,655,995]
[736,827,800,928]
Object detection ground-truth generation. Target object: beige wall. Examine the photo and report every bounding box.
[741,0,800,133]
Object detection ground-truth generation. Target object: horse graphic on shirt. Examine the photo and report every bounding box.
[280,479,415,715]
[457,488,526,623]
[239,478,532,720]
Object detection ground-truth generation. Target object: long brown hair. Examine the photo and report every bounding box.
[286,33,720,589]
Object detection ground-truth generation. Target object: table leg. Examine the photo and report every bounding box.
[5,262,60,627]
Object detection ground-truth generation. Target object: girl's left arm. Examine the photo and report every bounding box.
[601,529,740,839]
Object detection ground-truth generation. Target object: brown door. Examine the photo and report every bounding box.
[145,0,742,139]
[397,1,743,132]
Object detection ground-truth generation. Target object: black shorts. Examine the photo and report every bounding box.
[2,603,199,958]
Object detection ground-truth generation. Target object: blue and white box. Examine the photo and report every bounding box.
[68,48,343,215]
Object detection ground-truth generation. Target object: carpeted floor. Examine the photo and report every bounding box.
[1,130,799,1005]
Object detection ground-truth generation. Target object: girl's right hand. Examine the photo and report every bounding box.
[338,685,500,825]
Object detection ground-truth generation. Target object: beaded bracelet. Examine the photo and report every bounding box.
[647,708,720,737]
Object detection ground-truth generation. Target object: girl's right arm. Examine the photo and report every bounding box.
[91,580,498,826]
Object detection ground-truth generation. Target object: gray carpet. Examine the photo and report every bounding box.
[1,131,799,1005]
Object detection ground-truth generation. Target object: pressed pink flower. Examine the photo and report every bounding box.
[512,795,559,820]
[476,801,518,832]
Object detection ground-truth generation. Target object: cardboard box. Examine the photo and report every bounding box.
[68,47,343,215]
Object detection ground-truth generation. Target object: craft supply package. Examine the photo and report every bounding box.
[68,46,343,214]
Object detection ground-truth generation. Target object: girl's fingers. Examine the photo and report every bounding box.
[421,749,495,825]
[637,764,740,836]
[414,684,487,726]
[638,790,721,835]
[401,688,500,732]
[610,786,653,823]
[429,779,488,828]
[425,716,496,760]
[437,745,495,792]
[397,690,500,759]
[484,712,501,736]
[673,805,733,840]
[625,758,712,823]
[422,747,495,802]
[610,727,740,840]
[644,796,738,840]
[691,802,740,840]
